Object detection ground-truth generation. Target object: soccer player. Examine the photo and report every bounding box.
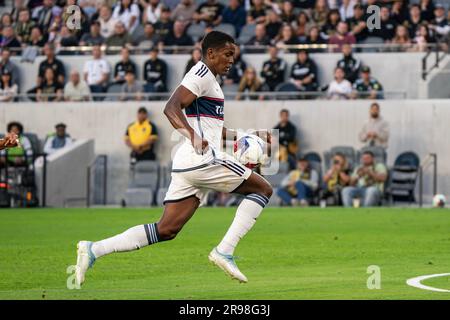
[0,132,19,150]
[75,31,273,286]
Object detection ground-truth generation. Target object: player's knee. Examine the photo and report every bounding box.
[261,183,273,199]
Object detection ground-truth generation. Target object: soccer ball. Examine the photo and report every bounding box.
[233,134,265,168]
[432,194,446,208]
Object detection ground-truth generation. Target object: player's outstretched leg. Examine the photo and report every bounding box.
[209,172,272,283]
[75,196,200,286]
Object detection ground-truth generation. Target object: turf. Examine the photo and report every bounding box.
[0,207,450,300]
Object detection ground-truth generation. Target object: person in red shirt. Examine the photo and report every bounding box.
[329,21,356,52]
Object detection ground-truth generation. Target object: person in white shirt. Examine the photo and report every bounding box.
[0,70,18,102]
[64,70,91,101]
[141,0,162,24]
[112,0,140,33]
[327,67,352,100]
[98,5,119,39]
[43,123,74,155]
[83,45,110,100]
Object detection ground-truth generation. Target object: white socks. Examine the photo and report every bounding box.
[91,223,159,258]
[217,193,269,256]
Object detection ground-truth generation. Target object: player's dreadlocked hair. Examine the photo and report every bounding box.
[201,31,235,56]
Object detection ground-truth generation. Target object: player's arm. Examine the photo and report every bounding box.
[164,85,208,154]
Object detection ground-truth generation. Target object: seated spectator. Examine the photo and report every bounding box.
[64,69,91,102]
[124,107,158,162]
[37,67,64,102]
[15,8,35,44]
[366,6,397,41]
[304,26,327,52]
[339,0,357,21]
[222,0,246,35]
[0,70,18,102]
[236,67,264,101]
[247,0,267,25]
[223,45,246,85]
[43,123,73,155]
[83,45,110,100]
[347,4,368,43]
[280,1,296,24]
[32,0,61,33]
[160,20,194,51]
[135,22,159,48]
[413,24,434,52]
[404,4,423,39]
[294,11,313,43]
[0,121,33,166]
[341,151,387,207]
[26,26,47,47]
[336,44,361,83]
[141,0,163,24]
[120,71,143,101]
[273,109,298,168]
[312,0,329,28]
[275,23,300,52]
[265,9,282,40]
[184,47,202,75]
[54,26,79,50]
[79,21,105,46]
[260,45,286,91]
[171,0,197,24]
[0,26,22,53]
[359,102,389,149]
[105,21,133,48]
[245,23,271,53]
[143,47,167,93]
[154,6,173,40]
[327,67,352,100]
[428,4,450,43]
[193,0,224,27]
[352,66,383,99]
[97,5,119,39]
[321,152,351,205]
[290,49,318,94]
[328,21,356,52]
[419,0,435,22]
[0,48,20,89]
[114,47,137,84]
[277,157,319,206]
[391,24,412,49]
[112,0,140,33]
[1,13,13,28]
[320,8,341,40]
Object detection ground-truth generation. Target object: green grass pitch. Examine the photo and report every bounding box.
[0,207,449,300]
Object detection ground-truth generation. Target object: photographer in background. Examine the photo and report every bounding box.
[321,153,351,205]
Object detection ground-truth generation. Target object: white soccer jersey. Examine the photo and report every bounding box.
[173,61,225,170]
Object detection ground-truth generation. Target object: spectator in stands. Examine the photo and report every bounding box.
[194,0,224,27]
[405,4,423,39]
[15,8,35,45]
[43,123,73,155]
[53,26,79,50]
[160,20,194,51]
[184,47,202,75]
[320,8,341,40]
[112,0,140,33]
[141,0,163,24]
[391,0,409,24]
[246,0,267,25]
[352,66,383,99]
[0,121,33,166]
[27,26,47,47]
[290,49,318,94]
[341,151,387,207]
[0,70,18,102]
[120,70,143,101]
[124,107,158,162]
[98,5,119,39]
[280,1,296,24]
[236,66,264,101]
[245,23,271,52]
[339,0,357,21]
[33,0,61,33]
[114,47,137,84]
[143,46,167,93]
[367,5,397,41]
[348,4,367,43]
[312,0,329,28]
[277,157,319,206]
[391,24,412,49]
[1,13,13,28]
[419,0,435,22]
[105,21,133,47]
[222,0,246,35]
[294,11,313,44]
[80,21,105,46]
[260,45,286,91]
[0,26,21,53]
[223,45,246,85]
[413,24,435,52]
[327,67,352,100]
[336,44,361,83]
[273,109,298,168]
[359,102,389,149]
[154,6,173,40]
[429,4,450,43]
[321,152,351,205]
[328,21,356,52]
[275,23,300,51]
[265,9,282,40]
[64,69,91,102]
[304,25,327,52]
[135,22,159,48]
[83,45,110,100]
[36,67,64,102]
[171,0,197,24]
[0,48,20,88]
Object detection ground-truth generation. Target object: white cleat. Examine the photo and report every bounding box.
[208,247,248,283]
[75,241,96,287]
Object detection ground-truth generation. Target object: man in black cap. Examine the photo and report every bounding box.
[429,4,450,43]
[143,46,168,94]
[352,66,384,99]
[43,123,73,155]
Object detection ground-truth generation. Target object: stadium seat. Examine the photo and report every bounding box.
[23,132,42,156]
[131,24,145,44]
[324,146,356,171]
[265,173,286,187]
[302,151,322,165]
[104,83,122,101]
[356,146,387,165]
[215,23,236,38]
[237,24,256,45]
[187,24,206,42]
[124,188,154,207]
[222,83,239,100]
[156,187,168,206]
[360,37,385,52]
[275,82,299,100]
[130,160,160,190]
[385,151,420,204]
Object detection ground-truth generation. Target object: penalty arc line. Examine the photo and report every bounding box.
[406,273,450,293]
